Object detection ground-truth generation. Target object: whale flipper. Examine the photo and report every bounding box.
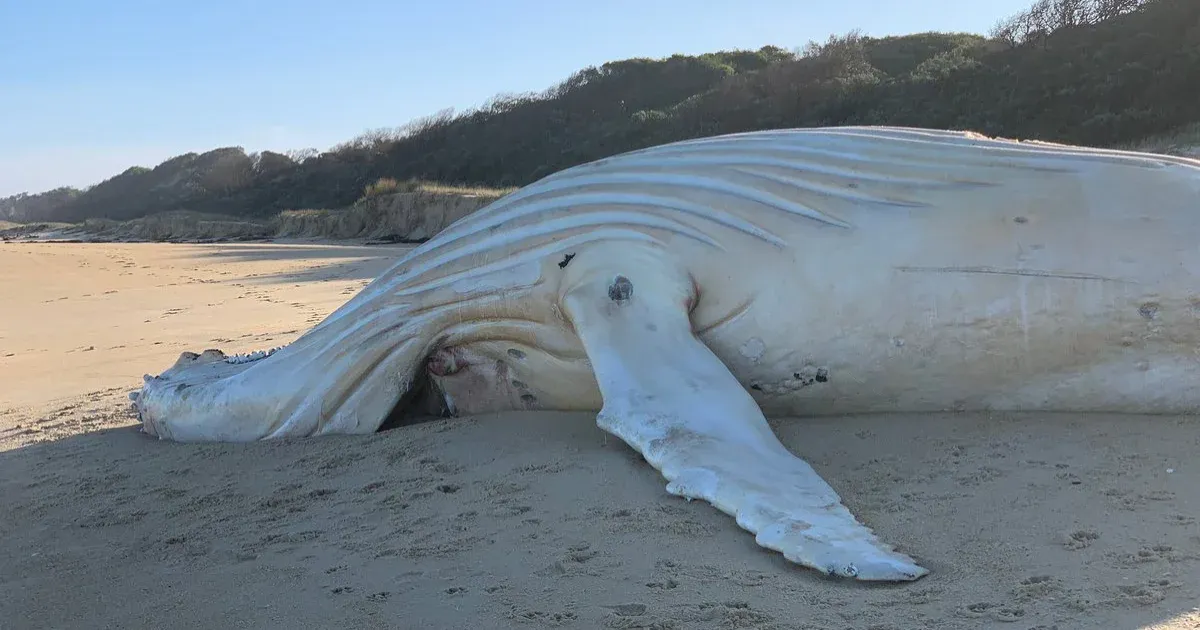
[560,251,928,581]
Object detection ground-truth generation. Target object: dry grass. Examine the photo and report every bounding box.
[406,180,518,197]
[359,177,516,203]
[362,177,402,199]
[1116,122,1200,157]
[275,208,328,219]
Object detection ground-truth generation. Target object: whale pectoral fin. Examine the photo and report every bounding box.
[561,270,928,582]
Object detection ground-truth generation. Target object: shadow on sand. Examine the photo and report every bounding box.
[184,242,412,285]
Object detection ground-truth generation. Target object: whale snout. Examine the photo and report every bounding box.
[131,392,161,438]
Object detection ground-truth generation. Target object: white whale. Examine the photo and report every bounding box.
[132,126,1200,582]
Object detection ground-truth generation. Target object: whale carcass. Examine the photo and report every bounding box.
[132,126,1200,581]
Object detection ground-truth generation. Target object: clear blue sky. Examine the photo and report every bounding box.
[0,0,1034,197]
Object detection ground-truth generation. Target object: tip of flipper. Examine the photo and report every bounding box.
[824,557,929,582]
[766,530,930,582]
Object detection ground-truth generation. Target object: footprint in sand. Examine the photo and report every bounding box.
[1012,575,1063,602]
[956,601,1026,623]
[1111,544,1180,567]
[1166,513,1195,526]
[1113,578,1181,606]
[1058,529,1100,550]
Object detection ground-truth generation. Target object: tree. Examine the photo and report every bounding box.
[990,0,1153,46]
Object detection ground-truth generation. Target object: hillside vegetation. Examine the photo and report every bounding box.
[3,0,1195,224]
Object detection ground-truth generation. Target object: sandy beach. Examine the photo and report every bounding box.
[1,240,1198,630]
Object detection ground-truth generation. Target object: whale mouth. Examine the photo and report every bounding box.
[128,336,461,441]
[378,364,455,431]
[129,321,435,441]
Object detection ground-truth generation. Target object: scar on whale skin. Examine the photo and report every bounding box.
[739,337,766,363]
[608,276,633,302]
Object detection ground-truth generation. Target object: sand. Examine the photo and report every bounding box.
[1,240,1198,630]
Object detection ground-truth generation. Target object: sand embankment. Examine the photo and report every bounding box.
[273,191,498,242]
[1,191,502,246]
